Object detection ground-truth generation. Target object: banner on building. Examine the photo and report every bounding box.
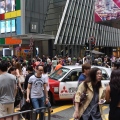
[95,0,120,23]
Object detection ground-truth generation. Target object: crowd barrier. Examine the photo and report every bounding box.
[0,107,51,120]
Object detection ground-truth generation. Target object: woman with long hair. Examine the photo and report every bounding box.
[73,67,106,120]
[15,62,24,92]
[15,62,25,108]
[15,62,22,76]
[106,69,120,120]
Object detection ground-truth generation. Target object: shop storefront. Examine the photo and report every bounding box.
[113,48,120,57]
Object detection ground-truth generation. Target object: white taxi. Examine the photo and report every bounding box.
[48,65,111,104]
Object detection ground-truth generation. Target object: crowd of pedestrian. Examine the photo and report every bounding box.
[0,55,55,120]
[0,54,80,119]
[1,54,120,120]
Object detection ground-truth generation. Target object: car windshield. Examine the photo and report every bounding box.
[49,67,70,80]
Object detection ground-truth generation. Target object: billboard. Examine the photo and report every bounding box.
[6,20,11,32]
[0,19,15,33]
[0,0,15,14]
[0,20,5,33]
[95,0,120,23]
[11,19,15,31]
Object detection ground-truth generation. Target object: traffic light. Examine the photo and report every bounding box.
[85,42,89,50]
[86,37,96,50]
[92,44,95,50]
[91,41,95,50]
[88,37,96,50]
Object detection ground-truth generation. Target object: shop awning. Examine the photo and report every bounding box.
[12,33,55,40]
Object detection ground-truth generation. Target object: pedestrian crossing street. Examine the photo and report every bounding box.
[15,104,109,120]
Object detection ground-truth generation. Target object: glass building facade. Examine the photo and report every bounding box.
[43,0,66,35]
[25,0,50,34]
[43,0,120,57]
[54,0,120,46]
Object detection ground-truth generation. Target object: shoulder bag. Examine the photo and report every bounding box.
[73,89,87,107]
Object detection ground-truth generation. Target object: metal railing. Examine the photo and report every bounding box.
[0,107,51,120]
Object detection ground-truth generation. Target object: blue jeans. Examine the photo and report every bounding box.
[31,97,44,120]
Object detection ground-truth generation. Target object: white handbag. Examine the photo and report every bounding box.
[18,75,25,83]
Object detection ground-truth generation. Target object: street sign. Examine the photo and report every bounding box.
[29,42,33,46]
[30,39,34,42]
[29,38,34,57]
[29,38,34,49]
[30,47,33,53]
[24,50,30,53]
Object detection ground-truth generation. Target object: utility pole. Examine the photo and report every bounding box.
[88,37,96,65]
[89,38,92,65]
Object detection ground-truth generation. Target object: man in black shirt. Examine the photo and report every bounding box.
[24,66,34,90]
[21,66,34,119]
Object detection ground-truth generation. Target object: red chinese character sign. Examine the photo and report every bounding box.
[29,38,34,53]
[95,0,120,23]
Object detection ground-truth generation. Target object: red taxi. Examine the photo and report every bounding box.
[48,65,111,104]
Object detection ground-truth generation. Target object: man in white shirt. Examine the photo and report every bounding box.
[26,65,49,120]
[68,56,72,63]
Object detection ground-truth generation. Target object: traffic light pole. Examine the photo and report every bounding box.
[87,37,95,65]
[89,39,92,65]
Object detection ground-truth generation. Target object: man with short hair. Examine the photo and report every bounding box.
[24,66,34,90]
[0,61,17,117]
[54,60,62,71]
[78,63,91,86]
[26,65,49,120]
[22,66,34,120]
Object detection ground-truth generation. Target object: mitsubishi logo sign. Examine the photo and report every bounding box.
[61,86,68,93]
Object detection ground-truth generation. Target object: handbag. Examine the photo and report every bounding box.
[73,89,87,107]
[18,75,25,83]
